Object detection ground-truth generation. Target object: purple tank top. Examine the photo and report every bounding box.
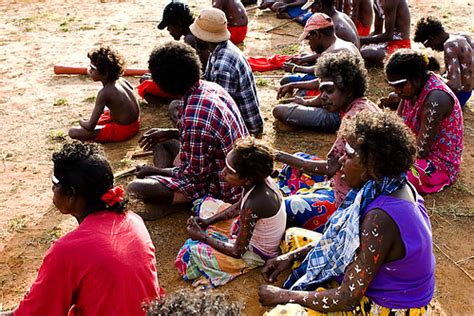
[361,193,435,308]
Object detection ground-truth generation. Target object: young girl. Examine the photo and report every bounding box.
[175,137,287,287]
[68,46,140,143]
[5,142,163,315]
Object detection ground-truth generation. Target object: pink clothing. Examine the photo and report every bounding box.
[400,73,464,193]
[14,211,163,316]
[247,178,287,258]
[328,98,382,206]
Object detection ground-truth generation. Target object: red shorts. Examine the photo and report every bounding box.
[95,111,140,143]
[136,79,173,99]
[227,25,248,45]
[387,38,411,56]
[356,20,371,37]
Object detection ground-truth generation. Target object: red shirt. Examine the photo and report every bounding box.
[14,211,163,316]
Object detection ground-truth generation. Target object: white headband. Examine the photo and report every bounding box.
[89,63,97,70]
[319,80,335,88]
[225,157,237,173]
[52,175,60,184]
[387,78,407,85]
[345,142,356,156]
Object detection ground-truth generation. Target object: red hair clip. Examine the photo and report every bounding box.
[101,186,125,206]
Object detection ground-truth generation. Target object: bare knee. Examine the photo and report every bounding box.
[273,105,290,122]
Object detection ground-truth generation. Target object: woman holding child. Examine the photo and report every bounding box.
[276,52,380,232]
[175,137,287,288]
[259,110,435,315]
[386,49,464,194]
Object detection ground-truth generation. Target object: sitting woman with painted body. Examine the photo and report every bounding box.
[175,137,287,288]
[386,50,464,194]
[275,52,380,232]
[259,110,435,315]
[1,142,163,316]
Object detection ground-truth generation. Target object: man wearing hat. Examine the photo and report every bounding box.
[189,8,263,135]
[274,13,361,132]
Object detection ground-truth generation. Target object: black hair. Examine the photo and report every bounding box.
[340,109,417,180]
[52,141,126,214]
[87,46,126,81]
[318,0,336,7]
[316,51,368,98]
[148,41,202,96]
[414,16,445,44]
[385,49,433,81]
[232,137,276,182]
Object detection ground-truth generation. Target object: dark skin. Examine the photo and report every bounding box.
[389,73,455,159]
[259,143,412,312]
[360,0,410,65]
[274,78,355,176]
[260,0,306,19]
[68,65,139,141]
[336,0,373,29]
[213,0,248,26]
[186,150,281,259]
[311,1,360,48]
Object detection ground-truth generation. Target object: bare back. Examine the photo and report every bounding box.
[213,0,248,26]
[326,37,362,59]
[338,0,373,28]
[100,78,139,125]
[332,11,361,48]
[444,33,474,92]
[376,0,410,40]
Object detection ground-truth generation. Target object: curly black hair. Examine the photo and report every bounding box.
[340,109,417,180]
[231,137,276,182]
[87,46,126,81]
[315,51,368,99]
[385,49,431,81]
[52,141,126,214]
[148,41,202,96]
[318,0,336,7]
[414,16,445,44]
[143,289,240,316]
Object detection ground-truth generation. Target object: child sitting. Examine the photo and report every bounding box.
[69,46,140,143]
[175,137,287,287]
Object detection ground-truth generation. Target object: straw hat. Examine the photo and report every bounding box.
[190,8,231,43]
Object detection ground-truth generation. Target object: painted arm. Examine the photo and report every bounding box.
[275,151,340,177]
[360,1,396,44]
[416,90,454,159]
[198,200,242,227]
[260,209,397,311]
[79,90,106,131]
[444,43,463,93]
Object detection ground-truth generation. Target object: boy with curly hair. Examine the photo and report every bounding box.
[69,46,140,142]
[414,16,473,108]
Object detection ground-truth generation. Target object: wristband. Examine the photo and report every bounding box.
[291,65,297,73]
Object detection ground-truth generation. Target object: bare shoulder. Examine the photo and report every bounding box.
[424,88,454,116]
[243,183,281,219]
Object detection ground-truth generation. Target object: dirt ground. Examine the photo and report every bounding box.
[0,0,473,314]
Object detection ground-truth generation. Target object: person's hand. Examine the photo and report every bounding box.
[138,128,171,150]
[187,216,205,241]
[277,84,296,99]
[134,164,160,179]
[259,284,287,306]
[261,256,293,283]
[282,62,297,73]
[277,4,288,13]
[194,217,210,229]
[287,56,303,65]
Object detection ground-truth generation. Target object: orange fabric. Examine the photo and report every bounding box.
[387,38,411,56]
[95,111,140,143]
[136,79,173,98]
[355,20,371,37]
[227,25,248,45]
[247,54,296,72]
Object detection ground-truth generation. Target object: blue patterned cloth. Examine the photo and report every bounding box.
[283,174,407,290]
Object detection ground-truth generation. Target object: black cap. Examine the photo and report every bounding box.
[157,2,193,30]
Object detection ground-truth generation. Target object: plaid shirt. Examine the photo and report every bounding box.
[158,80,249,203]
[204,41,263,135]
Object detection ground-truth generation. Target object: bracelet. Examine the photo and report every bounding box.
[291,65,297,73]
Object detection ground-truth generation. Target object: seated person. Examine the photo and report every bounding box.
[126,42,248,220]
[336,0,373,36]
[259,110,435,315]
[281,13,361,86]
[360,0,411,66]
[175,137,286,288]
[386,50,464,194]
[185,8,263,135]
[259,0,309,25]
[274,52,380,232]
[213,0,249,45]
[68,46,139,143]
[0,142,163,316]
[414,16,473,108]
[302,0,360,48]
[138,1,197,103]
